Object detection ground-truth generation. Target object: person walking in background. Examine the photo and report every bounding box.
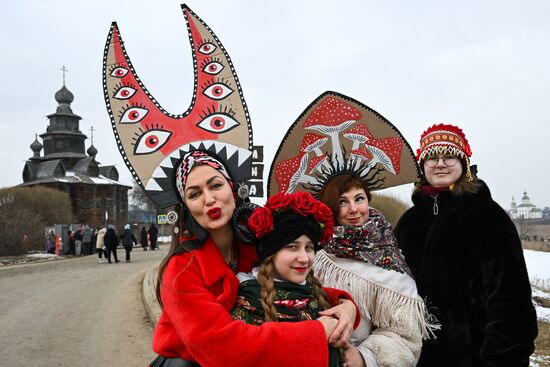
[140,226,148,251]
[96,227,107,263]
[395,123,538,366]
[120,224,137,262]
[103,224,119,264]
[66,230,75,255]
[148,222,158,250]
[82,225,92,255]
[91,228,98,255]
[45,230,55,254]
[74,227,83,256]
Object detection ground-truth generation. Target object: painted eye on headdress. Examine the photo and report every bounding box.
[203,83,234,100]
[203,61,224,75]
[134,129,172,155]
[113,86,137,100]
[198,43,216,55]
[197,113,239,133]
[110,67,128,78]
[120,107,148,124]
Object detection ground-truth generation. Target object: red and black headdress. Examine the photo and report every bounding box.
[102,4,255,208]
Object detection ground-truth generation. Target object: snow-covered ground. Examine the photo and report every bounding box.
[524,249,550,322]
[27,253,58,260]
[525,250,550,282]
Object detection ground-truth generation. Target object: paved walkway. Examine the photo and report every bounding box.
[0,248,165,366]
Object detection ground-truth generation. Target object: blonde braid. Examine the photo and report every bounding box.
[307,271,331,310]
[257,256,278,322]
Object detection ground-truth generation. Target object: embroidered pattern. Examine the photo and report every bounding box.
[323,207,412,276]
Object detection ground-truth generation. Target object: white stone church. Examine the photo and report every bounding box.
[509,191,543,219]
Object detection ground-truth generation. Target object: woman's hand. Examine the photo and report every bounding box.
[342,341,366,367]
[317,316,338,341]
[318,298,356,346]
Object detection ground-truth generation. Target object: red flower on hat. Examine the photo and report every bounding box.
[248,192,334,244]
[313,203,334,243]
[265,192,293,212]
[247,206,273,238]
[292,191,318,216]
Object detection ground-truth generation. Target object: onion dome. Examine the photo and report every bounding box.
[30,134,43,158]
[87,144,98,157]
[55,84,74,104]
[54,84,75,114]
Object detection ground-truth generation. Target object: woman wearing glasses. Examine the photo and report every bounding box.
[394,124,537,366]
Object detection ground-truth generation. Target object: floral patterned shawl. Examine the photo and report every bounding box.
[322,207,412,276]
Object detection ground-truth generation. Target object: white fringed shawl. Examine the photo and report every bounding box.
[314,250,439,340]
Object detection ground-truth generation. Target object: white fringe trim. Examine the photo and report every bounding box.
[314,252,440,339]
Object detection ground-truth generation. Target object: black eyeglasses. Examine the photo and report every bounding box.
[424,155,459,168]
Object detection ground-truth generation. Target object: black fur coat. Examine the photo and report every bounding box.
[395,182,537,367]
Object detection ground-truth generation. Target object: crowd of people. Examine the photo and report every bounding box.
[48,222,160,263]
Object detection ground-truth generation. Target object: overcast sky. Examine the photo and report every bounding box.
[1,0,549,209]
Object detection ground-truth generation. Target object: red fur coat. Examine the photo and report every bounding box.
[152,237,357,367]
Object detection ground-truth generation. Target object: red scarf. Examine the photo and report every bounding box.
[419,185,450,196]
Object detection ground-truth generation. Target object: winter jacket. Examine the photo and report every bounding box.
[152,236,358,367]
[394,182,537,367]
[120,229,137,249]
[96,228,106,249]
[74,230,83,241]
[140,228,148,246]
[148,225,158,243]
[82,228,92,243]
[103,228,118,248]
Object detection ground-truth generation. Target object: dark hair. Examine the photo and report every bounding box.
[155,195,245,307]
[415,156,481,196]
[319,174,372,224]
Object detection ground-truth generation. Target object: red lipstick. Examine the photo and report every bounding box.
[207,207,222,219]
[292,267,308,273]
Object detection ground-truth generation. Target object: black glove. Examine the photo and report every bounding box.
[232,202,259,245]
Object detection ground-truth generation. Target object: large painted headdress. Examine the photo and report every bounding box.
[268,91,419,196]
[102,4,254,208]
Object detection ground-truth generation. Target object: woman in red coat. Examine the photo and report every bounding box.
[150,151,358,367]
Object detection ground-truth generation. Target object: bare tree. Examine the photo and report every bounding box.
[0,186,74,255]
[129,181,160,212]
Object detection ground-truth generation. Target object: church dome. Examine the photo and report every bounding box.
[55,85,74,104]
[87,144,98,157]
[56,104,73,114]
[30,135,43,152]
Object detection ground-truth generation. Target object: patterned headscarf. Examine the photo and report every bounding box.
[176,151,234,202]
[322,207,412,276]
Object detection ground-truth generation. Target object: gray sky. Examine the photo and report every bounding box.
[1,0,549,209]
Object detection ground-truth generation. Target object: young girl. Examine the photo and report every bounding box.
[395,124,537,366]
[231,192,347,367]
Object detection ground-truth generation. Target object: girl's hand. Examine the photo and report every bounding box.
[342,341,366,367]
[319,299,356,346]
[317,316,338,341]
